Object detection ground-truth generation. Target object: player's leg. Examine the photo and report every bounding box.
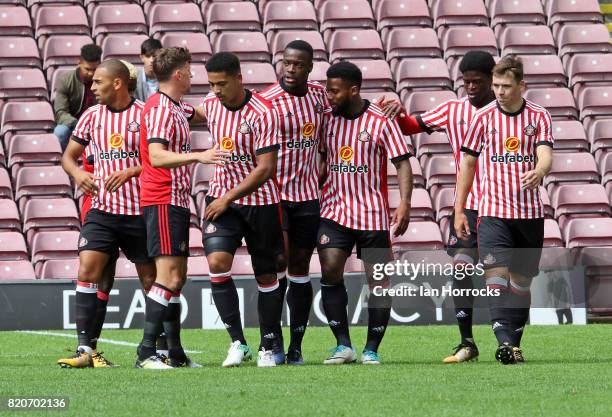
[443,210,480,363]
[203,199,249,367]
[244,203,286,368]
[284,200,319,365]
[89,257,118,368]
[317,219,356,364]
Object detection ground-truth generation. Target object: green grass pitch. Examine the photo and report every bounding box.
[1,325,611,417]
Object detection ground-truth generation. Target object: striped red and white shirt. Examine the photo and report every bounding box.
[320,101,412,231]
[139,92,194,209]
[418,97,482,211]
[462,99,554,219]
[201,90,281,206]
[260,80,329,202]
[72,99,144,215]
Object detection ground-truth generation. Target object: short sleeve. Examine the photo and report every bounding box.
[254,108,281,155]
[461,115,484,157]
[416,101,451,134]
[71,110,93,146]
[182,102,195,121]
[381,118,412,163]
[146,105,174,146]
[536,110,554,148]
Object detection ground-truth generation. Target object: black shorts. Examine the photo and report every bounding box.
[281,199,320,249]
[316,218,393,264]
[202,196,284,274]
[78,209,149,264]
[447,209,478,257]
[477,216,544,278]
[143,204,190,258]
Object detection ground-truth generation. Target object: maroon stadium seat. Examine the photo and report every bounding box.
[231,254,255,275]
[189,196,199,227]
[547,0,604,39]
[319,0,375,41]
[544,218,564,247]
[0,68,48,101]
[192,163,215,196]
[352,60,394,91]
[424,154,456,190]
[206,1,261,36]
[160,32,212,63]
[0,260,36,280]
[0,168,12,199]
[433,187,454,221]
[263,0,317,34]
[269,31,327,64]
[38,258,80,279]
[31,230,80,272]
[190,131,213,153]
[549,120,589,152]
[306,61,331,85]
[113,256,137,278]
[412,132,453,161]
[395,58,452,96]
[100,34,148,64]
[543,152,599,192]
[442,26,498,75]
[187,256,209,277]
[0,101,54,139]
[524,88,578,120]
[388,188,434,220]
[519,55,567,88]
[489,0,546,36]
[564,218,612,248]
[14,166,72,206]
[599,152,612,189]
[0,232,28,261]
[577,86,612,125]
[241,63,277,91]
[377,0,432,44]
[0,36,41,68]
[43,35,92,73]
[91,4,147,44]
[0,200,21,232]
[189,63,209,95]
[328,29,384,63]
[432,0,488,38]
[34,6,89,49]
[23,198,80,237]
[0,5,33,37]
[589,119,612,155]
[8,133,62,168]
[213,32,271,63]
[149,3,204,38]
[360,91,401,108]
[500,26,556,55]
[387,157,424,188]
[189,227,204,257]
[392,221,444,250]
[405,90,457,116]
[49,66,73,102]
[557,24,612,65]
[385,28,442,73]
[540,186,555,219]
[552,183,611,220]
[567,54,612,99]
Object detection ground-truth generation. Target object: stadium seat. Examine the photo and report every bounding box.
[589,119,612,155]
[328,29,385,63]
[190,131,213,152]
[361,91,401,107]
[319,0,375,41]
[34,6,89,49]
[189,63,209,95]
[149,3,204,38]
[0,200,21,232]
[269,31,327,64]
[599,152,612,189]
[0,68,48,101]
[0,5,33,37]
[0,101,55,140]
[543,218,564,248]
[394,58,453,96]
[14,166,72,207]
[305,61,331,85]
[547,0,604,38]
[432,0,489,38]
[391,221,445,250]
[567,54,612,98]
[91,4,147,44]
[213,32,271,63]
[412,132,453,161]
[489,0,546,36]
[23,198,80,238]
[499,26,556,55]
[189,227,204,257]
[189,196,199,227]
[0,232,28,261]
[31,230,80,271]
[352,60,394,91]
[38,258,80,279]
[433,186,454,222]
[191,163,215,196]
[524,88,579,120]
[540,185,554,219]
[385,28,442,72]
[187,256,209,277]
[101,34,148,64]
[388,188,434,221]
[442,26,498,75]
[206,1,261,36]
[549,120,589,152]
[8,133,62,169]
[557,24,612,65]
[424,154,456,190]
[543,152,599,192]
[241,63,277,91]
[387,157,424,188]
[377,0,433,44]
[577,86,612,126]
[0,260,36,280]
[519,55,567,88]
[42,35,93,73]
[112,256,137,279]
[160,32,212,63]
[49,66,73,101]
[231,254,255,275]
[579,246,612,276]
[0,36,41,68]
[0,168,12,199]
[263,0,317,34]
[405,90,457,116]
[564,218,612,248]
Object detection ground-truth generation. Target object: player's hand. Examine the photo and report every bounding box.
[196,145,231,166]
[104,169,132,193]
[75,171,100,195]
[391,201,411,237]
[454,210,470,240]
[204,196,230,221]
[520,169,543,190]
[377,95,406,119]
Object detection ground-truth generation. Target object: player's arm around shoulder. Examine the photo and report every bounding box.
[148,142,230,169]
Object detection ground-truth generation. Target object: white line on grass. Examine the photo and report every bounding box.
[15,330,203,354]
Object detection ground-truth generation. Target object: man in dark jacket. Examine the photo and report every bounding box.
[53,44,102,151]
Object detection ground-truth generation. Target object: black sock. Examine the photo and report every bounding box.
[257,281,283,350]
[210,273,246,344]
[364,283,391,352]
[156,331,168,352]
[139,283,171,360]
[508,282,532,347]
[89,290,110,350]
[274,273,287,350]
[287,275,313,352]
[452,272,475,345]
[486,277,513,346]
[164,291,186,362]
[321,282,351,347]
[75,281,98,349]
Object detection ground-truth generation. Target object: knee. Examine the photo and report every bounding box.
[77,262,102,283]
[207,254,232,274]
[255,273,277,286]
[276,253,287,273]
[320,262,343,285]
